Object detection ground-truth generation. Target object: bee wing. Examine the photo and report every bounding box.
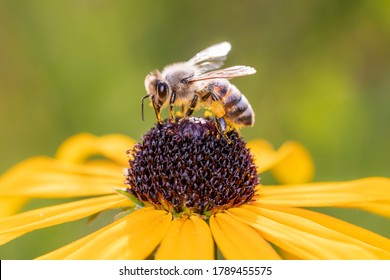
[187,65,256,82]
[187,42,232,73]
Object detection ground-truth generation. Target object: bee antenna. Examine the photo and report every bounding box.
[141,94,150,121]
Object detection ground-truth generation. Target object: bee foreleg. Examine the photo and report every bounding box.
[169,90,176,123]
[152,96,163,124]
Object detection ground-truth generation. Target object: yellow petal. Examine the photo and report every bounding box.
[0,195,130,246]
[56,133,135,166]
[209,212,281,260]
[351,200,390,219]
[0,197,27,218]
[260,205,390,252]
[256,177,390,218]
[247,140,279,173]
[228,205,390,259]
[247,140,314,183]
[271,141,314,184]
[155,215,214,260]
[37,207,172,260]
[0,157,122,198]
[277,248,302,260]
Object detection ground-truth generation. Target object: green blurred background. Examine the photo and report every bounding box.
[1,0,389,259]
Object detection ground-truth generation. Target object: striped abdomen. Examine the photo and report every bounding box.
[209,80,255,127]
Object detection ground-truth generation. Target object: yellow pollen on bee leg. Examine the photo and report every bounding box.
[211,101,225,118]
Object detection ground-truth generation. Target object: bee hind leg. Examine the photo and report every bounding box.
[215,117,231,144]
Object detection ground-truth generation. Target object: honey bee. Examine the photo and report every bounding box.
[142,42,256,134]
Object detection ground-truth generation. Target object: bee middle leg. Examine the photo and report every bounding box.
[200,92,211,102]
[184,94,199,118]
[185,92,213,116]
[178,94,199,124]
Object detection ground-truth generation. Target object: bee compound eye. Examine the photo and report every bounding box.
[157,81,168,99]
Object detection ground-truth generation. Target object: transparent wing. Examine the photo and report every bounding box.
[187,65,256,82]
[187,42,232,73]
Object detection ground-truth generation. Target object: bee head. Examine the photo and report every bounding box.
[143,70,170,122]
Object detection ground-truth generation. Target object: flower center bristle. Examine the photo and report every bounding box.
[125,118,258,216]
